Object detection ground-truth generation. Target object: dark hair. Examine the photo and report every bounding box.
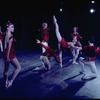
[89,36,95,43]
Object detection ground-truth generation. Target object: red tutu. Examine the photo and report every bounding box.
[42,46,60,63]
[59,38,69,51]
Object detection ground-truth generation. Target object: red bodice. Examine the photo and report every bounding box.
[82,46,100,61]
[4,36,16,59]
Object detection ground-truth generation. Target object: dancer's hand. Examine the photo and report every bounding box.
[36,39,41,44]
[7,57,11,62]
[78,47,82,50]
[80,36,82,39]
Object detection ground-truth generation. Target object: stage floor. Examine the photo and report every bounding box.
[0,49,100,99]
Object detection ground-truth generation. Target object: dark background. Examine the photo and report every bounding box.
[0,0,100,50]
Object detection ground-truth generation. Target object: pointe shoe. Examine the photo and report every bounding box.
[5,81,8,88]
[32,67,40,71]
[6,81,13,88]
[60,63,62,68]
[69,59,73,62]
[72,61,78,64]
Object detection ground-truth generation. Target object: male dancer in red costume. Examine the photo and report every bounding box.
[79,36,100,80]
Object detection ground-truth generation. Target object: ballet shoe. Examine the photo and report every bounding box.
[6,81,13,88]
[5,81,8,88]
[60,63,62,68]
[72,61,78,64]
[69,59,73,62]
[32,67,40,71]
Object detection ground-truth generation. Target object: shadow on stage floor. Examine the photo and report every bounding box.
[0,49,100,99]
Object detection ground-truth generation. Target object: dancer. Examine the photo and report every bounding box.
[53,15,82,67]
[79,36,100,80]
[32,39,60,71]
[70,26,82,47]
[69,27,82,64]
[38,22,51,53]
[38,22,51,67]
[0,26,4,53]
[3,21,21,88]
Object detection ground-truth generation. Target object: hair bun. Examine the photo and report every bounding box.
[6,21,13,27]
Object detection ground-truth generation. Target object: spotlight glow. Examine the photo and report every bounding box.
[60,8,62,12]
[90,9,95,13]
[91,1,95,3]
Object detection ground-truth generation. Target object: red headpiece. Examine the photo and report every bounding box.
[6,21,13,27]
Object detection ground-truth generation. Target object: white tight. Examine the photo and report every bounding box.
[0,40,3,52]
[42,41,48,53]
[79,57,98,78]
[40,56,51,70]
[53,16,63,67]
[4,57,21,84]
[70,47,80,62]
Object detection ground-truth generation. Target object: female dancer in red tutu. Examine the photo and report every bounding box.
[53,15,82,68]
[79,37,100,80]
[3,21,21,88]
[69,27,82,64]
[70,27,82,47]
[32,39,60,71]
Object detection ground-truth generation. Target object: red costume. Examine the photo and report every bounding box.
[40,27,50,42]
[82,46,100,61]
[59,38,69,51]
[70,32,81,42]
[0,32,3,41]
[4,36,16,59]
[40,42,60,63]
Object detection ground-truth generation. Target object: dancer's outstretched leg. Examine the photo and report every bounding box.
[53,15,62,68]
[53,15,62,42]
[79,57,85,73]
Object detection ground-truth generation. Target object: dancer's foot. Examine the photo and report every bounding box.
[7,80,13,88]
[5,80,13,88]
[69,59,73,62]
[5,81,8,88]
[32,67,40,71]
[60,62,62,68]
[72,61,78,64]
